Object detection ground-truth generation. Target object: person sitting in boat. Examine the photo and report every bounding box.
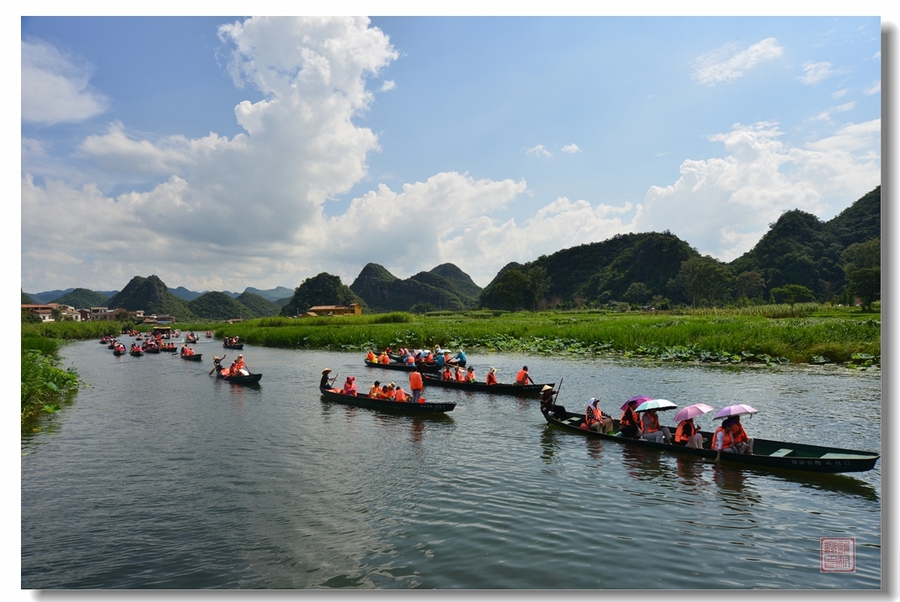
[368,380,381,397]
[453,366,465,382]
[465,366,476,383]
[712,418,736,461]
[435,351,445,368]
[441,366,453,381]
[539,385,564,417]
[320,368,336,389]
[378,385,391,399]
[515,366,535,386]
[452,349,467,365]
[640,409,672,444]
[342,376,358,396]
[404,353,416,366]
[385,382,396,398]
[423,350,434,363]
[225,360,239,376]
[378,352,391,365]
[728,416,754,455]
[585,398,614,434]
[233,354,246,373]
[486,367,498,386]
[618,400,641,439]
[393,386,408,402]
[366,350,376,362]
[674,417,704,449]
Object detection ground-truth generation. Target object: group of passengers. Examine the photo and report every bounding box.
[583,396,754,458]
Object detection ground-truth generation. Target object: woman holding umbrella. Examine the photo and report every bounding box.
[713,404,757,461]
[618,397,645,439]
[673,403,714,449]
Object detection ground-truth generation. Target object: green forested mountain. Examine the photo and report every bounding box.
[235,291,281,317]
[188,292,257,321]
[349,263,479,312]
[281,272,366,316]
[825,186,881,247]
[106,275,196,321]
[52,288,109,308]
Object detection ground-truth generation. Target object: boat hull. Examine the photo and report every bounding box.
[181,354,203,361]
[364,359,440,373]
[320,387,455,414]
[544,410,879,474]
[421,374,551,397]
[223,344,244,350]
[218,372,262,384]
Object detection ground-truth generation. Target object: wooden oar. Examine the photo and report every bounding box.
[553,377,563,410]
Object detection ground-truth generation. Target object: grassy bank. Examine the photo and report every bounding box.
[204,305,879,369]
[21,341,81,428]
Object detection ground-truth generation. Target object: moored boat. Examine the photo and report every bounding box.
[320,387,455,414]
[421,373,552,397]
[544,409,880,474]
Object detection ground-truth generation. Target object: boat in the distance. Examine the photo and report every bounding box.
[364,359,440,374]
[217,371,262,385]
[544,409,880,474]
[421,373,552,397]
[320,387,455,414]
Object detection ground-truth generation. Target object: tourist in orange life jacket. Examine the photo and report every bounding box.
[408,369,424,403]
[453,366,464,382]
[342,376,358,396]
[442,366,453,381]
[465,366,476,383]
[424,350,434,363]
[712,417,737,461]
[379,385,391,399]
[640,408,672,444]
[368,380,381,397]
[515,366,534,386]
[618,399,641,439]
[485,367,498,385]
[674,417,704,449]
[404,353,415,365]
[378,352,391,364]
[233,354,246,373]
[366,350,376,362]
[385,382,396,398]
[729,416,754,455]
[585,398,614,434]
[393,386,408,402]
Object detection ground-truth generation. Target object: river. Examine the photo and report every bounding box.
[21,338,882,589]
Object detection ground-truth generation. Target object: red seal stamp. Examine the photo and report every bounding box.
[820,537,855,573]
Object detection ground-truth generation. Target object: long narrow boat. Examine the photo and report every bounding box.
[389,353,466,368]
[218,372,262,385]
[181,353,203,362]
[421,373,552,397]
[320,387,455,414]
[223,343,244,350]
[544,409,880,474]
[364,359,440,374]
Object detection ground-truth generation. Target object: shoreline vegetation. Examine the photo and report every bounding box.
[21,303,879,427]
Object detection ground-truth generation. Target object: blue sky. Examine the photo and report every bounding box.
[19,13,886,294]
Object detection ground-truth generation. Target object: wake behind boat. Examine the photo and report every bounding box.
[544,409,880,474]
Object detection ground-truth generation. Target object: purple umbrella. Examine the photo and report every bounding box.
[622,395,652,410]
[673,403,715,423]
[714,404,758,419]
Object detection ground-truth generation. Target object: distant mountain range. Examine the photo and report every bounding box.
[23,186,880,319]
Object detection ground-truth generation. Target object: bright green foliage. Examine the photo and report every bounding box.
[281,272,365,317]
[21,349,80,426]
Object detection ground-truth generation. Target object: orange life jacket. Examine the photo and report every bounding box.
[486,372,498,385]
[515,369,528,384]
[366,351,376,362]
[675,420,695,444]
[585,405,603,426]
[713,427,734,450]
[620,407,638,428]
[731,424,749,445]
[394,388,408,402]
[409,372,423,390]
[641,412,660,433]
[442,367,452,381]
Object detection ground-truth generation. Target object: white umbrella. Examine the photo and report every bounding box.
[634,399,677,413]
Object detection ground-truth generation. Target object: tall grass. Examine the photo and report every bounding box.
[21,349,80,427]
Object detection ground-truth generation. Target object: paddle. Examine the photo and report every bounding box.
[552,377,563,411]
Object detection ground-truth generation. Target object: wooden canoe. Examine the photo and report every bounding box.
[223,343,244,350]
[181,353,203,361]
[364,359,440,374]
[320,387,455,414]
[218,372,262,385]
[544,409,880,474]
[421,373,552,397]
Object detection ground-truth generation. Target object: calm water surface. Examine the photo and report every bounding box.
[21,339,882,589]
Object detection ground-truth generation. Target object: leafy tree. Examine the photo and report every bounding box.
[770,284,815,306]
[479,266,550,310]
[623,282,652,305]
[673,255,733,306]
[848,267,880,311]
[734,271,765,301]
[842,238,880,273]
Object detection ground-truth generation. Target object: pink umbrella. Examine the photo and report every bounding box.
[673,403,715,423]
[622,395,651,410]
[714,404,758,419]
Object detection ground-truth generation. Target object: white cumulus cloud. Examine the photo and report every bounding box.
[526,144,552,157]
[798,61,835,86]
[562,143,581,154]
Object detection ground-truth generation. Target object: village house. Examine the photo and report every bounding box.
[21,303,81,322]
[305,303,362,317]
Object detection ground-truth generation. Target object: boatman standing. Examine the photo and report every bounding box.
[409,367,424,403]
